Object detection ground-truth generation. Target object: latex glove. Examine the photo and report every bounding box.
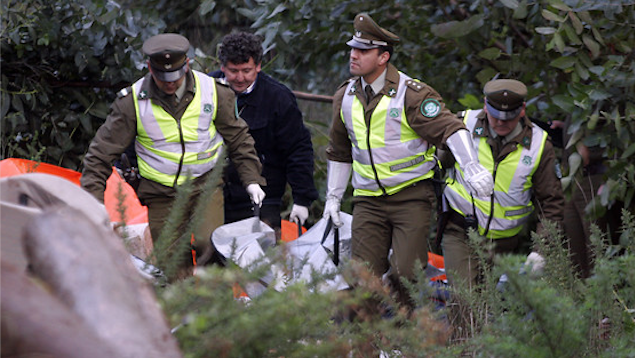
[463,161,494,197]
[246,183,265,207]
[323,197,342,227]
[446,129,494,197]
[524,252,545,275]
[323,160,352,228]
[289,204,309,226]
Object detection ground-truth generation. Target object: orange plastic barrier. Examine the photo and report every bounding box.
[280,219,307,242]
[0,158,147,225]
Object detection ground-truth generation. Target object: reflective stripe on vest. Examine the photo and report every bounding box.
[341,72,435,197]
[133,70,224,187]
[445,109,547,239]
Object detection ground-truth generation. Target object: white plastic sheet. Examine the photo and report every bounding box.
[211,213,353,296]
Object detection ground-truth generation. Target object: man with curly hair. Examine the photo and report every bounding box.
[210,32,318,240]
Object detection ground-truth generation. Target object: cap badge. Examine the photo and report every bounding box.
[420,99,441,118]
[355,30,362,37]
[522,137,531,146]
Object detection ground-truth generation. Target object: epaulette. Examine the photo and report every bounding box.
[405,79,425,92]
[117,87,132,98]
[338,78,353,89]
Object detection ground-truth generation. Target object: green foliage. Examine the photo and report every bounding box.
[446,215,635,357]
[3,2,635,354]
[160,255,457,358]
[1,0,165,168]
[157,211,635,357]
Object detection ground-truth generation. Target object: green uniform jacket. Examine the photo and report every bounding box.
[81,71,265,204]
[327,63,465,170]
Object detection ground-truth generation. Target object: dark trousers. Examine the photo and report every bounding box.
[146,187,224,277]
[351,180,436,306]
[564,172,621,278]
[441,219,520,288]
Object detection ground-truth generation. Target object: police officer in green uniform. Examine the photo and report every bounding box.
[441,79,564,288]
[323,13,494,307]
[81,34,266,277]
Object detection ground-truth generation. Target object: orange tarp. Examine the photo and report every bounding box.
[0,158,147,225]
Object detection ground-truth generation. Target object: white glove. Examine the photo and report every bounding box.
[322,160,352,228]
[446,129,494,197]
[324,197,342,227]
[246,183,265,207]
[463,161,494,197]
[524,252,545,275]
[289,204,309,226]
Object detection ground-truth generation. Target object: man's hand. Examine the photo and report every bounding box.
[289,204,309,226]
[323,160,352,228]
[246,184,265,207]
[463,161,494,197]
[446,129,494,197]
[323,197,342,227]
[524,252,545,275]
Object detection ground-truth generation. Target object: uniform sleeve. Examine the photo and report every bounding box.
[213,84,266,187]
[80,95,137,202]
[532,140,565,234]
[274,92,319,207]
[404,83,466,147]
[326,86,353,163]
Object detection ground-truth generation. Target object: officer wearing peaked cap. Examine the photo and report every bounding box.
[142,33,190,83]
[81,33,266,280]
[323,13,494,310]
[440,78,564,290]
[346,13,400,49]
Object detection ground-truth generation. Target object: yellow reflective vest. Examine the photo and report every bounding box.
[340,72,436,197]
[132,70,224,187]
[445,109,547,239]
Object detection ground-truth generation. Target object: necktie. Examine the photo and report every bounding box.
[365,85,374,104]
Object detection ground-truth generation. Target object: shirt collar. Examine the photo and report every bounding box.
[174,77,188,102]
[361,68,387,95]
[240,77,257,95]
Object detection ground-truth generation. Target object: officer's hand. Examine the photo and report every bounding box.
[323,197,343,228]
[289,204,309,226]
[463,161,494,197]
[246,184,266,207]
[524,252,545,276]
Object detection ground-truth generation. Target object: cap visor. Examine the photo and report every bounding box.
[346,38,379,50]
[152,65,186,82]
[486,101,522,121]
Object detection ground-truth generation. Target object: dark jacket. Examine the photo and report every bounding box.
[209,71,318,210]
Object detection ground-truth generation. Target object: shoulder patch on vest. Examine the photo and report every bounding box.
[420,99,441,118]
[117,87,131,98]
[405,79,424,92]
